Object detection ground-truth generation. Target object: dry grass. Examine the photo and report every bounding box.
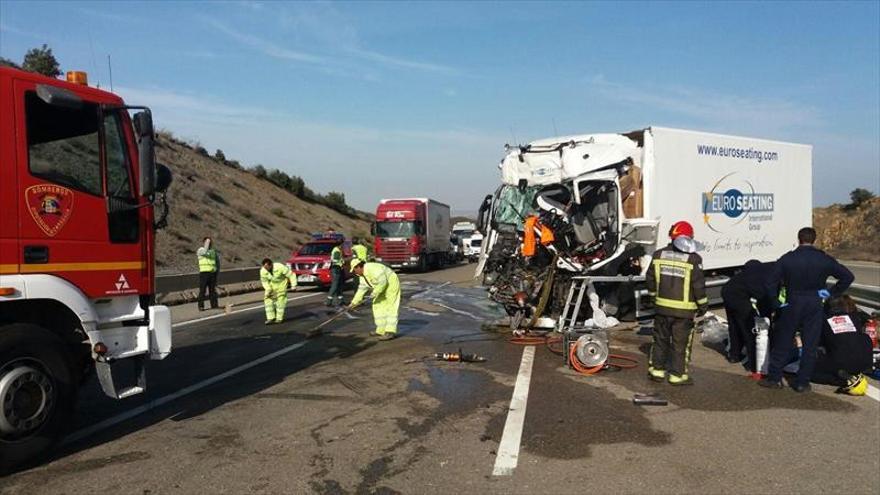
[155,134,372,274]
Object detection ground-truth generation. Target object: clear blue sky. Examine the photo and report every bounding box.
[2,1,878,212]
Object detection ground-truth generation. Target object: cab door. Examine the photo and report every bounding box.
[14,79,145,299]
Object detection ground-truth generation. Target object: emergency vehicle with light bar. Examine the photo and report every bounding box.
[287,232,353,288]
[0,67,173,471]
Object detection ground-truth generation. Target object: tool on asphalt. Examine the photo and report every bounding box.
[632,393,668,406]
[434,348,487,363]
[306,303,362,338]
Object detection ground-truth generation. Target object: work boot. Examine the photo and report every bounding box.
[369,331,383,337]
[758,378,783,389]
[667,374,693,386]
[378,333,397,341]
[647,366,666,383]
[274,318,284,324]
[791,382,812,393]
[325,299,333,307]
[264,320,275,326]
[198,306,205,312]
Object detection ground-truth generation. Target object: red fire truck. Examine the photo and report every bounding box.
[286,232,352,288]
[0,67,172,470]
[373,198,451,271]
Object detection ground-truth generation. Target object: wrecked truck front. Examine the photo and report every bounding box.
[477,134,656,331]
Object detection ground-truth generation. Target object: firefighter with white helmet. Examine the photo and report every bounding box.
[645,220,708,385]
[348,259,401,340]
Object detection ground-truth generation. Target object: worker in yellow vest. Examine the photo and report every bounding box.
[327,241,346,307]
[352,237,369,262]
[260,257,297,325]
[197,237,219,311]
[348,259,400,341]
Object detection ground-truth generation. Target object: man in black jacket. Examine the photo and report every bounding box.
[760,227,854,392]
[721,259,776,372]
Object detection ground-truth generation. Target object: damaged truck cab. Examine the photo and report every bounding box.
[477,127,811,332]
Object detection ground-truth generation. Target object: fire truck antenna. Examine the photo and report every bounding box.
[108,54,114,92]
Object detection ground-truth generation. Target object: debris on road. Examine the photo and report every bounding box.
[632,393,668,406]
[435,348,487,363]
[306,304,361,338]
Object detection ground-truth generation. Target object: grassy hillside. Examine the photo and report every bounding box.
[813,197,880,262]
[155,133,372,274]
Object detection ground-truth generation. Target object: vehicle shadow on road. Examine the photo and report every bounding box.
[40,329,376,471]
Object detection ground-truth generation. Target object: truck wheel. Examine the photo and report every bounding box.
[0,324,77,474]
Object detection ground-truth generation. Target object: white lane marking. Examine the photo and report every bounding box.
[492,346,536,476]
[410,281,452,299]
[173,293,322,328]
[867,384,880,402]
[428,301,482,321]
[64,340,310,445]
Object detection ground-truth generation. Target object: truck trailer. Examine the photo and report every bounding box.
[0,67,173,471]
[476,126,811,330]
[373,198,452,270]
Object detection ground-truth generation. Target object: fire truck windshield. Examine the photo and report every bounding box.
[376,221,419,238]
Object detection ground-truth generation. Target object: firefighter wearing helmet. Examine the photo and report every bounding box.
[645,220,708,385]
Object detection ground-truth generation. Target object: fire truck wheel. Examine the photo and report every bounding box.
[0,324,77,473]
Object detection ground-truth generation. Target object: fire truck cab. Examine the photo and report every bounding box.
[0,67,172,470]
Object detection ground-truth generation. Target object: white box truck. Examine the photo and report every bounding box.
[477,126,812,327]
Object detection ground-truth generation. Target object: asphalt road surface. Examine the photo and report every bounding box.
[1,264,878,494]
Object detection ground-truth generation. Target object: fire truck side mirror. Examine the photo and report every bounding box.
[133,111,157,196]
[155,163,172,193]
[370,223,376,236]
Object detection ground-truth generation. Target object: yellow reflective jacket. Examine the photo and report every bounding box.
[260,262,297,293]
[351,262,399,306]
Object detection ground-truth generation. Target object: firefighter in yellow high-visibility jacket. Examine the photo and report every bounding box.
[348,259,400,340]
[260,258,297,325]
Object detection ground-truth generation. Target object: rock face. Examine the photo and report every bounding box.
[813,197,880,262]
[154,134,372,274]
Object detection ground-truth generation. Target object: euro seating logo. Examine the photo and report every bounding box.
[701,173,774,233]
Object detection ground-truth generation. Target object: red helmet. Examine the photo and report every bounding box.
[669,221,694,240]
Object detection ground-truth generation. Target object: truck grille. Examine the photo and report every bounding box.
[378,242,411,260]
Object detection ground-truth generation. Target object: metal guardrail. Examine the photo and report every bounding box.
[156,266,260,293]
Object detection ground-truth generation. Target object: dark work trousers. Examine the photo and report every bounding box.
[327,266,344,305]
[811,334,873,386]
[198,271,218,309]
[724,298,757,371]
[650,315,696,377]
[811,352,848,387]
[767,295,824,386]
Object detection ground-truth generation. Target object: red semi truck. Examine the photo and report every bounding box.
[372,198,451,270]
[0,67,172,470]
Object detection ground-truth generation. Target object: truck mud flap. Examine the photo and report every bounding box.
[95,355,146,399]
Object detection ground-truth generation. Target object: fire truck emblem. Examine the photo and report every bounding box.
[26,184,75,237]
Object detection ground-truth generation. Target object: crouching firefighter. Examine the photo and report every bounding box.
[348,259,401,341]
[645,221,708,385]
[260,258,297,325]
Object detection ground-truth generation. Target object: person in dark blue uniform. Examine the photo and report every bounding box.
[721,259,777,371]
[759,227,854,392]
